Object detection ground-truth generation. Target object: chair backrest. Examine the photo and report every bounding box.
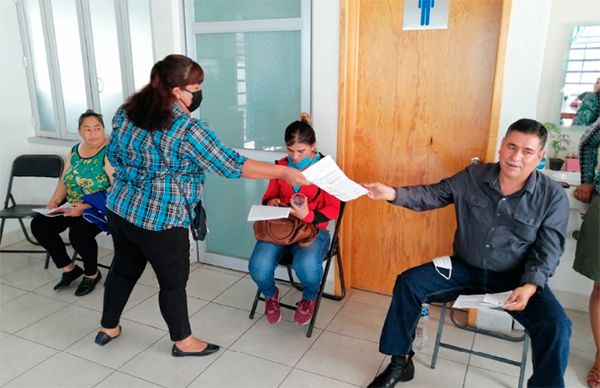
[11,154,64,178]
[329,201,346,247]
[4,154,64,208]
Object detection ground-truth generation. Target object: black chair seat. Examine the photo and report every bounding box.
[0,204,42,218]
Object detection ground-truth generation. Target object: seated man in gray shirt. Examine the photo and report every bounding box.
[364,118,571,388]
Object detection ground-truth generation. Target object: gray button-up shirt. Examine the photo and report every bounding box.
[391,163,569,287]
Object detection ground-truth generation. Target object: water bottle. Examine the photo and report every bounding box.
[536,155,547,171]
[413,303,430,350]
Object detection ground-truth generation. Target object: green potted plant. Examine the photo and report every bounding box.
[544,122,571,171]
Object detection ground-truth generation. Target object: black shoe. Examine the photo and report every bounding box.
[53,265,84,290]
[171,343,220,357]
[94,326,121,346]
[368,351,415,388]
[74,271,102,296]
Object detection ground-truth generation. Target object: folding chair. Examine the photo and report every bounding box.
[431,302,530,388]
[249,201,347,337]
[0,154,64,254]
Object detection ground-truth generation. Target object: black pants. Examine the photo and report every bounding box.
[31,214,101,276]
[101,211,191,341]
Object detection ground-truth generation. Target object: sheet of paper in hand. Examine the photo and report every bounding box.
[452,291,514,309]
[301,155,368,201]
[33,202,73,217]
[247,205,291,221]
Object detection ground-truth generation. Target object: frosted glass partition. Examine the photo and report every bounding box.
[89,0,123,125]
[194,0,300,22]
[23,0,56,133]
[204,174,268,259]
[51,0,88,134]
[196,31,301,151]
[128,0,154,92]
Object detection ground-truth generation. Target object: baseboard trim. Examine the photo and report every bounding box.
[554,289,590,312]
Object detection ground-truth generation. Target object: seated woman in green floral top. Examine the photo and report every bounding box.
[31,110,114,296]
[573,91,600,127]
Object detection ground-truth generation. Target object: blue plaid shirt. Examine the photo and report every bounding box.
[107,104,247,231]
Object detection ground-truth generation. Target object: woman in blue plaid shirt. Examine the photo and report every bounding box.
[95,54,309,357]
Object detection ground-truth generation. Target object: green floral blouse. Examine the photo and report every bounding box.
[573,92,599,126]
[63,144,109,203]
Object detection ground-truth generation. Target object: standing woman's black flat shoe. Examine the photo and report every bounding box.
[94,326,121,346]
[171,343,220,357]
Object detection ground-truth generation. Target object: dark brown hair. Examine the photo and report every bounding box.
[284,119,316,146]
[124,54,204,130]
[78,109,104,129]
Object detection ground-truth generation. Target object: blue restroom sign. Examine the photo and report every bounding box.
[403,0,449,30]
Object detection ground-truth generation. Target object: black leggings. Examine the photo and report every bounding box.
[101,211,191,341]
[31,214,101,276]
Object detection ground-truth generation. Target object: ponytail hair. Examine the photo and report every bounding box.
[124,54,204,130]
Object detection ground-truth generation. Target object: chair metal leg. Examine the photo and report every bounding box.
[431,301,529,382]
[322,250,346,301]
[307,251,335,338]
[431,302,447,368]
[287,265,303,291]
[0,218,47,254]
[44,253,50,269]
[18,218,40,246]
[518,334,530,388]
[0,218,5,247]
[195,239,200,263]
[249,289,261,319]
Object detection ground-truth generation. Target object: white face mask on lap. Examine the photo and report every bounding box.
[432,255,452,280]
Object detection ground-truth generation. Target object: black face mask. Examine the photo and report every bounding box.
[184,89,202,113]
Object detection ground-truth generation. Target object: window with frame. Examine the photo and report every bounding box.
[561,25,600,126]
[16,0,154,140]
[184,0,311,152]
[183,0,311,260]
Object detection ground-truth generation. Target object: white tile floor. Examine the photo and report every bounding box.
[0,241,595,388]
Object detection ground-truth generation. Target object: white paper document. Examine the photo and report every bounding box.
[247,205,290,221]
[301,155,368,202]
[32,203,73,217]
[452,291,513,309]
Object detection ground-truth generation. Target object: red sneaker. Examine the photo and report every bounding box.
[294,298,316,325]
[264,287,281,324]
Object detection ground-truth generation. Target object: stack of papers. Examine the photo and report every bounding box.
[452,291,514,309]
[33,203,73,217]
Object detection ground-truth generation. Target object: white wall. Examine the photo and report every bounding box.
[310,0,339,159]
[494,0,552,157]
[0,0,36,242]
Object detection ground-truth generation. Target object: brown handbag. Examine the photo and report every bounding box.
[253,216,318,248]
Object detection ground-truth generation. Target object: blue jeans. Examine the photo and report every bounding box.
[380,257,571,388]
[249,229,331,301]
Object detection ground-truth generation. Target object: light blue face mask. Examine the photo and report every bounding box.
[288,153,320,192]
[287,155,313,170]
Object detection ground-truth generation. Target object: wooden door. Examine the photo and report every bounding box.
[337,0,511,294]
